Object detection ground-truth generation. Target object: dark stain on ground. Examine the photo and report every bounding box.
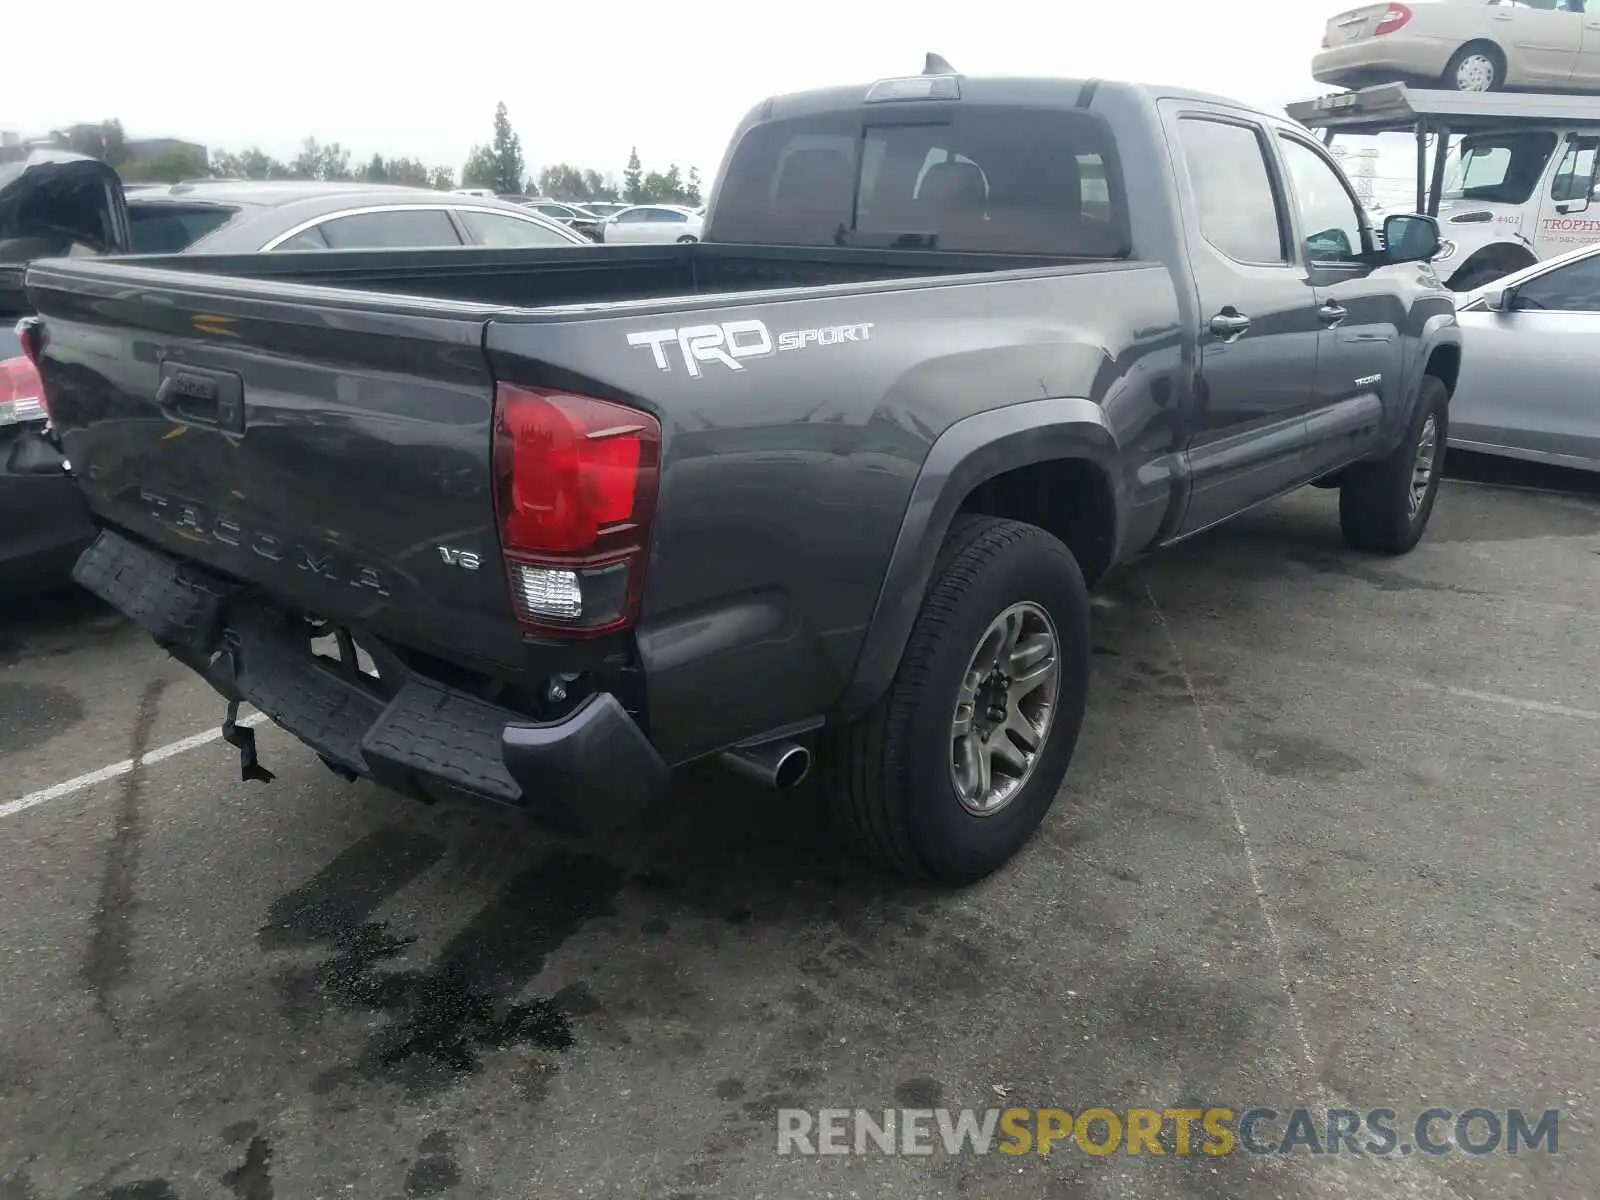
[102,1185,179,1200]
[552,981,601,1017]
[1234,730,1365,779]
[894,1076,944,1107]
[0,681,85,756]
[1284,548,1485,595]
[406,1132,460,1198]
[221,1119,258,1146]
[0,1169,37,1200]
[0,591,125,669]
[714,1077,746,1100]
[404,1155,460,1198]
[221,1135,273,1200]
[259,825,445,951]
[642,917,671,938]
[83,674,169,1025]
[282,851,622,1097]
[418,1131,453,1156]
[1107,865,1142,884]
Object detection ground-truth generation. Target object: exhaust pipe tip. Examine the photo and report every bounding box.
[770,744,811,789]
[720,741,811,790]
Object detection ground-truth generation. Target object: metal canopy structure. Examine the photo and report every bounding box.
[1285,84,1600,218]
[1287,84,1600,136]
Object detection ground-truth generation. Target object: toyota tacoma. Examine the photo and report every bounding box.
[23,62,1461,882]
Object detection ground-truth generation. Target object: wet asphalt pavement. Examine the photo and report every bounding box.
[1,455,1597,1200]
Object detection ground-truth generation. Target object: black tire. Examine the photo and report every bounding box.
[1442,42,1504,92]
[821,515,1091,884]
[1338,376,1449,555]
[676,235,698,244]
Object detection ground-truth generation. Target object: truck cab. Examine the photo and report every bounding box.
[1288,83,1600,289]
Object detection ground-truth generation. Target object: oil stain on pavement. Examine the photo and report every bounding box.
[259,825,623,1097]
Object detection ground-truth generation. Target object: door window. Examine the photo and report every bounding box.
[315,208,462,249]
[1550,138,1599,202]
[646,209,687,223]
[614,208,649,223]
[1513,252,1600,310]
[1176,117,1287,265]
[1277,136,1368,265]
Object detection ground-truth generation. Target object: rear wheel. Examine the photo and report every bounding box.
[821,516,1090,884]
[676,234,698,244]
[1442,43,1504,92]
[1338,375,1448,555]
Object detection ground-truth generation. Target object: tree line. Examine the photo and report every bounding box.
[43,101,704,207]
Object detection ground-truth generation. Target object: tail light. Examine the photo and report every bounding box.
[1375,4,1411,36]
[0,357,45,428]
[492,383,661,638]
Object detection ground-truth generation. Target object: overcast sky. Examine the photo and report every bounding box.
[9,1,1342,180]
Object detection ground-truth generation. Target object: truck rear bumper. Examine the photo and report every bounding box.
[72,528,668,824]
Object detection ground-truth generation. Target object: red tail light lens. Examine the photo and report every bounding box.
[0,356,46,427]
[1375,4,1411,36]
[492,383,661,638]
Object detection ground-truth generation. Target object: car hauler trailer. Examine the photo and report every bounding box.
[1288,83,1600,289]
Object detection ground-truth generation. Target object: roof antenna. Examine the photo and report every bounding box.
[924,53,957,76]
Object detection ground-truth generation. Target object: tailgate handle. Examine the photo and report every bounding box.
[156,362,246,433]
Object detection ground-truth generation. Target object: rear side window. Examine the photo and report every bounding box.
[1176,118,1287,265]
[456,210,577,247]
[127,205,239,254]
[710,105,1131,257]
[315,209,462,249]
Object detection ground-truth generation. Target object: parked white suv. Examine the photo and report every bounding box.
[1314,0,1600,94]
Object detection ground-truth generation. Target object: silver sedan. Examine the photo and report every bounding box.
[1450,241,1600,473]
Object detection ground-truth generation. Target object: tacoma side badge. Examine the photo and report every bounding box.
[438,546,482,570]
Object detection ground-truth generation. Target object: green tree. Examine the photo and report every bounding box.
[209,147,287,180]
[58,120,127,165]
[684,166,703,207]
[461,101,526,194]
[118,147,210,184]
[623,147,643,202]
[582,169,617,202]
[289,138,352,181]
[385,157,433,187]
[429,165,456,190]
[460,145,498,190]
[359,153,389,183]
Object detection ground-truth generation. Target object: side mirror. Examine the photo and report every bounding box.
[1482,285,1515,312]
[1383,213,1441,265]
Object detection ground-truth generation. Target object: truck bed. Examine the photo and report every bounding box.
[77,241,1078,311]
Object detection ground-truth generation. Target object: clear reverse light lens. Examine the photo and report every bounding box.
[516,565,583,622]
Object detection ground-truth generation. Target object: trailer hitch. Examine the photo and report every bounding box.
[222,699,274,784]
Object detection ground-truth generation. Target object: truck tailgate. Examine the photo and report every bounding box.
[26,258,525,668]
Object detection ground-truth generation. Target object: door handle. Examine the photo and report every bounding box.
[1208,309,1252,341]
[1318,302,1348,328]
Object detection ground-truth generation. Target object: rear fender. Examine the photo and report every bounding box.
[834,396,1121,717]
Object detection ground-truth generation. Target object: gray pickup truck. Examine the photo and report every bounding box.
[24,64,1461,883]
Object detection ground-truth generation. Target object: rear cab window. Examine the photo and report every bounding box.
[709,103,1131,257]
[127,204,239,254]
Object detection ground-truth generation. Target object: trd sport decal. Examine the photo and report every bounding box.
[626,318,874,377]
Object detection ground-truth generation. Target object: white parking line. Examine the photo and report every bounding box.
[0,712,271,821]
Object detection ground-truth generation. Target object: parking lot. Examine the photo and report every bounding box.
[1,455,1596,1200]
